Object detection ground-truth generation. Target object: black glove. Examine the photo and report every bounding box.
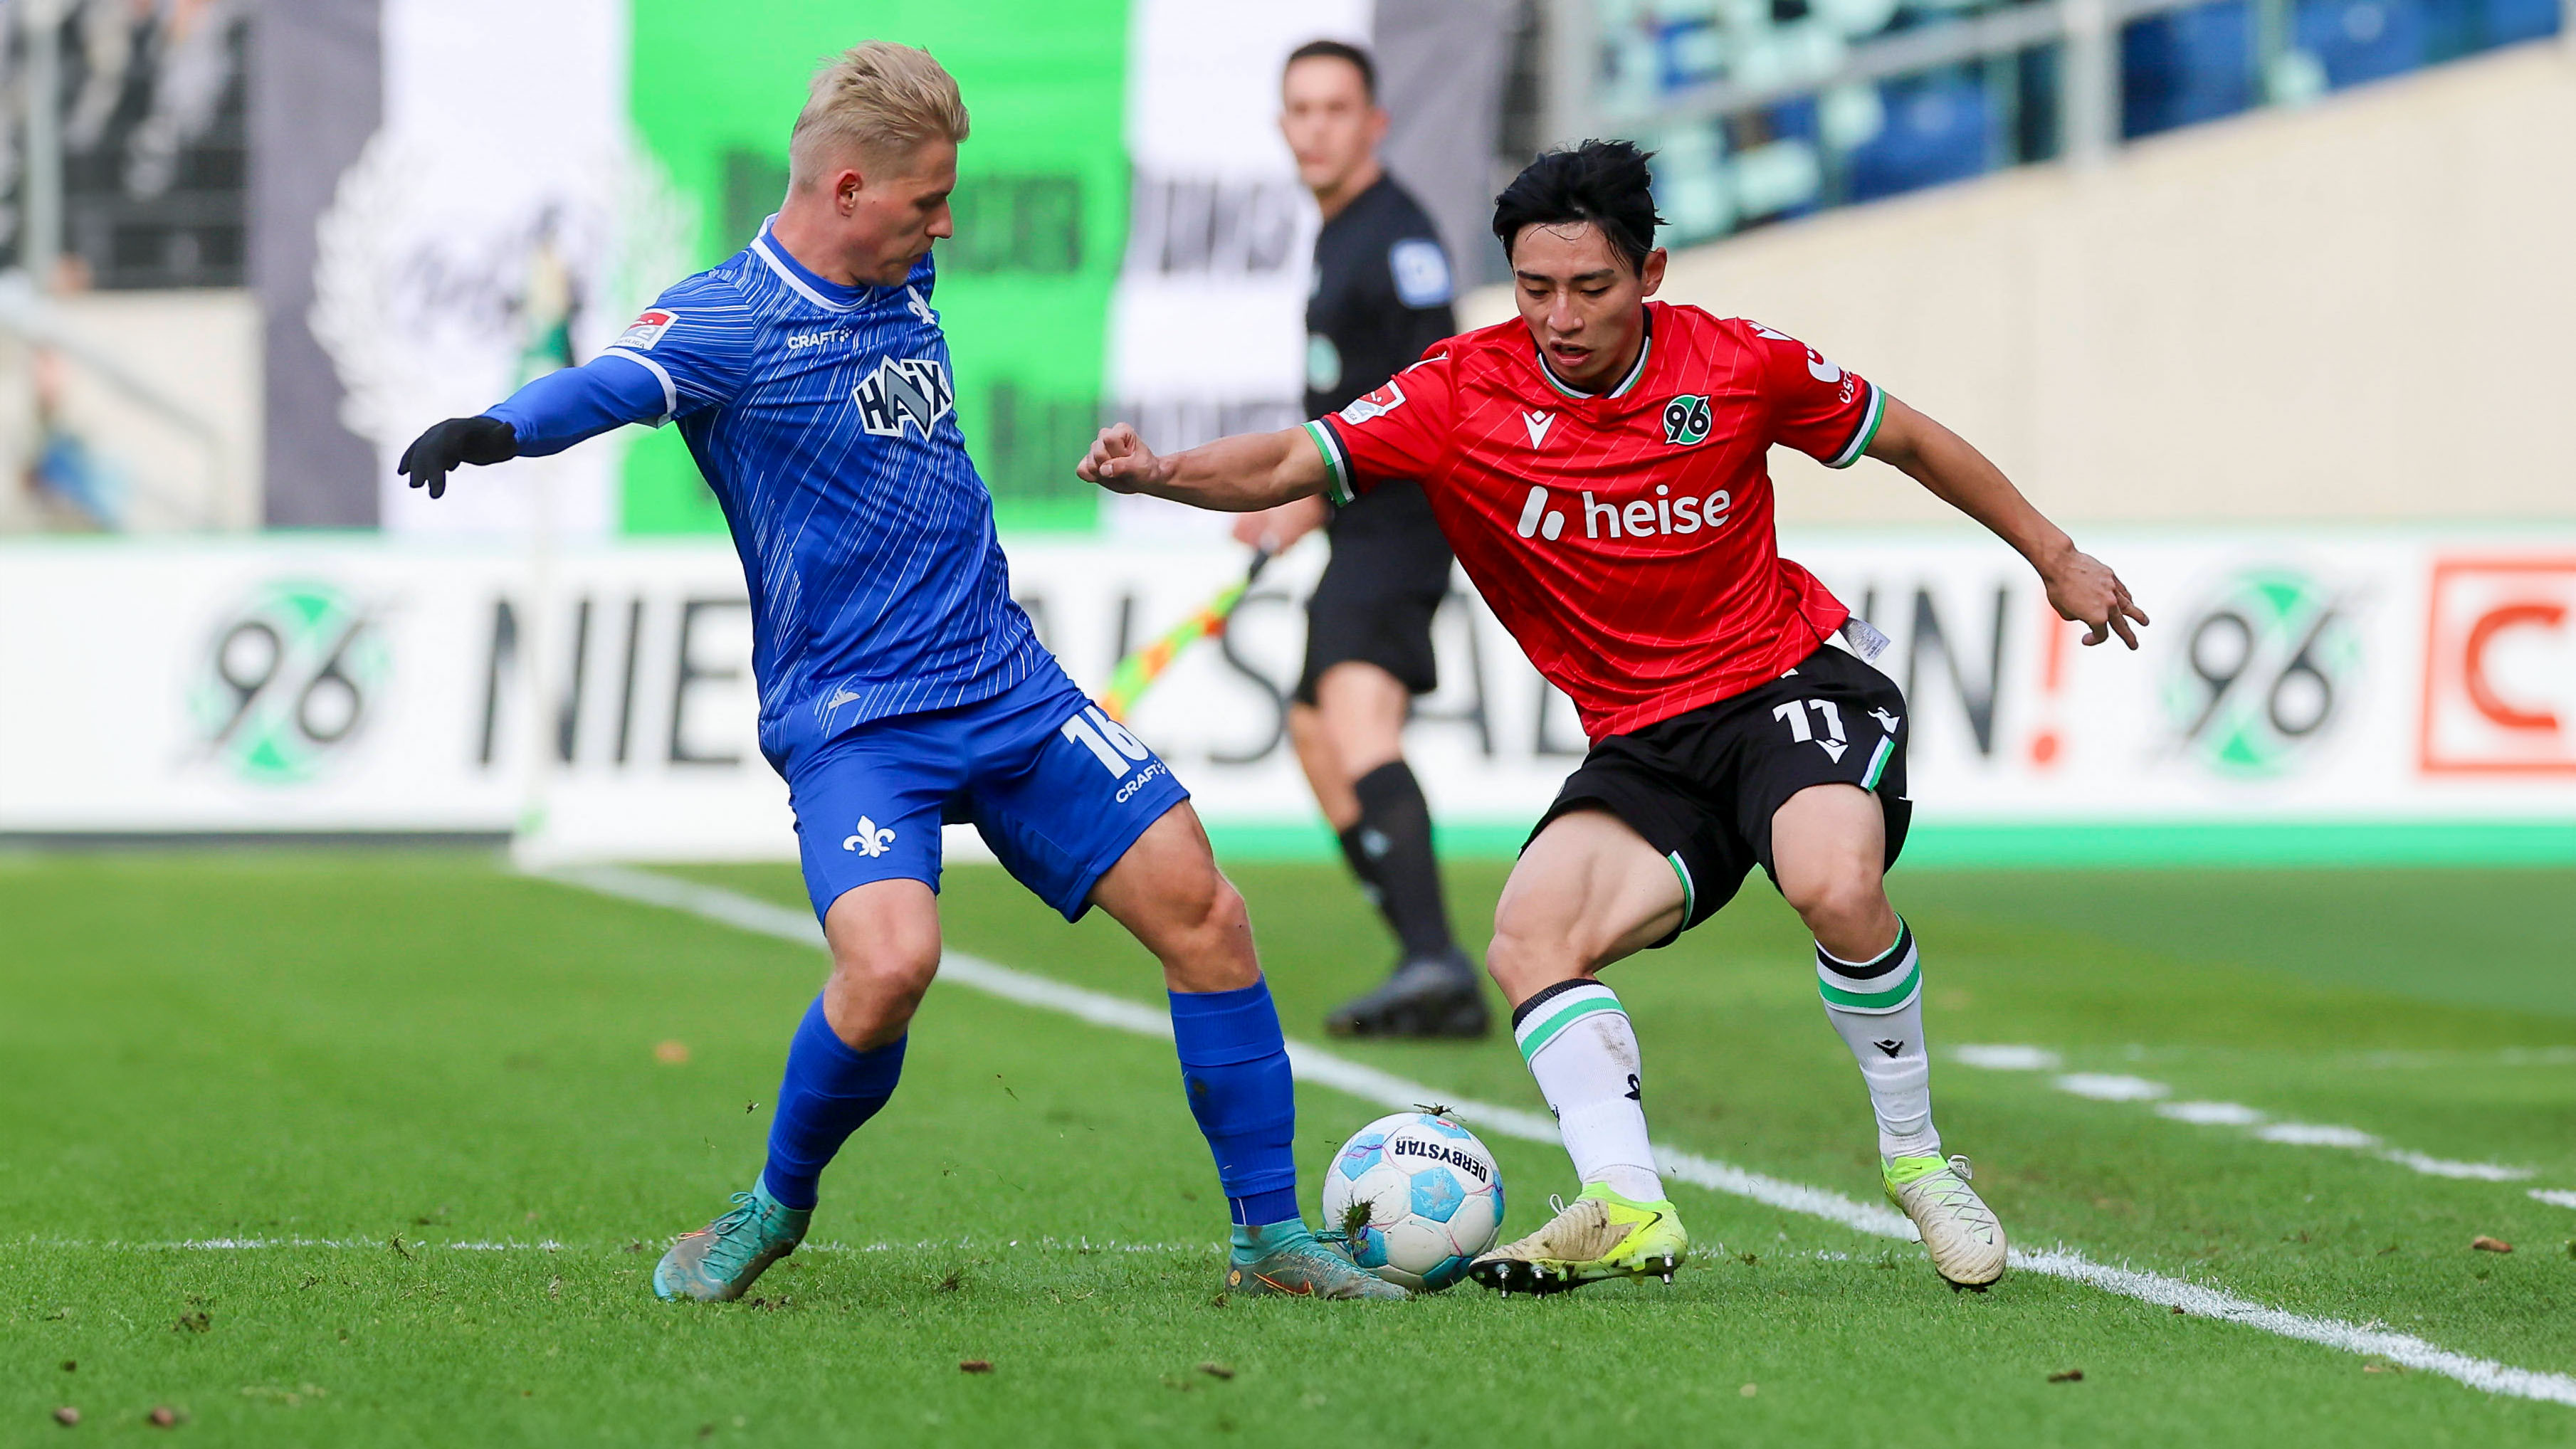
[396,416,520,500]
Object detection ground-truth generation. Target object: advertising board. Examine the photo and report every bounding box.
[4,529,2569,865]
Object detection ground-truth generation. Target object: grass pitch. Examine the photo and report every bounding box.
[5,850,2575,1445]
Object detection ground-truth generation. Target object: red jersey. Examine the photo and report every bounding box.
[1305,301,1886,742]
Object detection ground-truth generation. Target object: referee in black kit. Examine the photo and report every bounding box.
[1235,39,1486,1040]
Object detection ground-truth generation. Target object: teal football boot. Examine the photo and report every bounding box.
[652,1182,811,1302]
[1226,1221,1410,1300]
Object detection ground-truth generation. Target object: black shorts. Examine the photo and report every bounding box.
[1527,644,1912,947]
[1294,510,1454,706]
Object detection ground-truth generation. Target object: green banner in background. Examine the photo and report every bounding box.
[621,0,1129,536]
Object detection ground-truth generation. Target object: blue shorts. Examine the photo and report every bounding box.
[784,660,1192,925]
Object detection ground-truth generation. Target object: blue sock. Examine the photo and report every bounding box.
[759,996,905,1211]
[1169,979,1302,1231]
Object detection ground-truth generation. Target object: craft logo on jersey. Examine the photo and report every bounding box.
[1662,394,1712,446]
[1338,379,1405,425]
[853,356,955,438]
[614,309,675,351]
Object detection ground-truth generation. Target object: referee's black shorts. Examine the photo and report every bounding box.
[1293,512,1454,707]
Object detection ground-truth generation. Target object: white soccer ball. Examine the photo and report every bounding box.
[1320,1111,1505,1292]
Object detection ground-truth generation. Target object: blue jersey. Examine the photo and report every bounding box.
[489,224,1040,768]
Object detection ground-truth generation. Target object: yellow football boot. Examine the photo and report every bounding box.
[1467,1182,1687,1295]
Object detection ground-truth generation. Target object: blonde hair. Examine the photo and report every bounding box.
[789,42,969,185]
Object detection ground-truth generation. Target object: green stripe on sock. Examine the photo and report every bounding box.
[1817,959,1921,1011]
[1516,995,1622,1062]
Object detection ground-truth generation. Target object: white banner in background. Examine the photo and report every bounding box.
[2,532,2570,858]
[310,0,692,541]
[1103,0,1370,541]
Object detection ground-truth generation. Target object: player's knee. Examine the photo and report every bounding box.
[1176,868,1251,958]
[828,918,942,1009]
[1485,917,1584,999]
[1151,860,1255,987]
[1780,860,1885,939]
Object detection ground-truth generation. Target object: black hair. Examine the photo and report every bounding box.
[1491,140,1663,275]
[1283,39,1376,102]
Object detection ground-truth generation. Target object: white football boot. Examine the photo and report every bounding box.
[1886,1154,2007,1289]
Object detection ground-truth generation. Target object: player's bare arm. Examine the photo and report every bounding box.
[1078,421,1328,512]
[1865,396,2150,649]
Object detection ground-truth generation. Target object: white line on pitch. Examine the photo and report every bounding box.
[545,865,2576,1409]
[1955,1044,2535,1181]
[8,1235,1214,1255]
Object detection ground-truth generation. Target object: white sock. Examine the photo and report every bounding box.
[1817,920,1941,1163]
[1513,981,1663,1201]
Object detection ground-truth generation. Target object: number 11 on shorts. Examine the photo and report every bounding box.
[1772,699,1846,745]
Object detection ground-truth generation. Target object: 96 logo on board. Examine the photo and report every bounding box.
[189,581,388,785]
[2162,567,2360,778]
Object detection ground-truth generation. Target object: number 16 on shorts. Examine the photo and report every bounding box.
[1061,704,1174,803]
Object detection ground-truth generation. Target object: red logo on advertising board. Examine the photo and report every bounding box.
[2419,559,2576,774]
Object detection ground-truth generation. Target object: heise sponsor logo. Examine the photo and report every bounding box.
[1514,484,1733,543]
[2163,567,2360,777]
[189,581,388,784]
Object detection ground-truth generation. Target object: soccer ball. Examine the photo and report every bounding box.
[1320,1111,1505,1292]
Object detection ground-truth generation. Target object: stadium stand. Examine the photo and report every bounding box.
[1592,0,2567,243]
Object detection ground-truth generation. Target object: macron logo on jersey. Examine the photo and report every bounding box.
[854,356,956,438]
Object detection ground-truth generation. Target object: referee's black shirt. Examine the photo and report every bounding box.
[1304,174,1456,539]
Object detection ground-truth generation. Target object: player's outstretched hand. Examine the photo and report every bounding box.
[2044,547,2150,649]
[1078,423,1162,495]
[397,416,520,500]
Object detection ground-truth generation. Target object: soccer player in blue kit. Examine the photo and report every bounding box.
[396,43,1403,1305]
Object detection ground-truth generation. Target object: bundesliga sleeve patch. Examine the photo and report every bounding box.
[1338,379,1406,425]
[613,308,677,351]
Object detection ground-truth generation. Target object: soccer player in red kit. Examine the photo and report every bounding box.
[1079,141,2146,1293]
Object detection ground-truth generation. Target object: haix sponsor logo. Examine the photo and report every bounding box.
[1389,1139,1491,1184]
[1513,483,1733,544]
[853,356,956,438]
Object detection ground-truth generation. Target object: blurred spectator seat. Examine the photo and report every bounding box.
[2123,1,2256,137]
[2296,0,2429,90]
[1849,73,1992,201]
